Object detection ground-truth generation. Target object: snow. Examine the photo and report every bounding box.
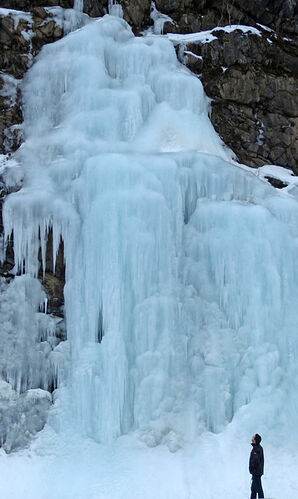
[258,164,296,185]
[256,22,273,32]
[256,164,298,198]
[1,425,298,498]
[0,7,32,29]
[165,24,262,45]
[184,51,202,60]
[166,30,217,45]
[1,12,298,498]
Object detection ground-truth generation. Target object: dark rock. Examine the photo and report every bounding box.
[264,176,288,189]
[184,50,203,73]
[83,0,108,17]
[155,0,194,15]
[121,0,151,32]
[0,0,74,9]
[178,30,298,172]
[38,230,65,317]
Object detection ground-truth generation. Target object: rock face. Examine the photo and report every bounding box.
[121,0,151,31]
[150,0,298,35]
[185,30,298,170]
[0,0,73,9]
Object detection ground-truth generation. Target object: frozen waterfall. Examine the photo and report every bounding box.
[3,12,298,458]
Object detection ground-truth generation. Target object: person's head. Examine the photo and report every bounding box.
[252,434,262,444]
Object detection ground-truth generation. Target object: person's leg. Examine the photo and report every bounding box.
[256,476,264,498]
[258,477,264,499]
[250,476,257,499]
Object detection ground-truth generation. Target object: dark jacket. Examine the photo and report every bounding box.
[249,443,264,476]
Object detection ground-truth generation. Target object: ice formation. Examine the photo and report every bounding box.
[0,275,67,451]
[2,11,298,465]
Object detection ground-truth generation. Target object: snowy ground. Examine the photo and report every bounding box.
[1,422,298,499]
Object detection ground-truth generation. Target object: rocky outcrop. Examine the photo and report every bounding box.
[83,0,108,17]
[121,0,151,32]
[182,29,298,171]
[150,0,298,36]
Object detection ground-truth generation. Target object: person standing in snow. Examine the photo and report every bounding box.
[249,434,264,499]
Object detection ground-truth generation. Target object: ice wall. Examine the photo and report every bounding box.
[3,14,298,449]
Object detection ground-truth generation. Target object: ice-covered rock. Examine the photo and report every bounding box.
[0,382,52,452]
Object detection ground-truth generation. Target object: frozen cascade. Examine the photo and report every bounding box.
[3,14,298,450]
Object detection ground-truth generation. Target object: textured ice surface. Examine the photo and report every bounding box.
[1,12,298,498]
[0,381,52,452]
[0,276,67,451]
[4,12,298,444]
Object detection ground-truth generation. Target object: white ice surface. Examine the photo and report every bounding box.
[1,13,298,498]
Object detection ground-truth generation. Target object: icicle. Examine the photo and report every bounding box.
[108,0,123,17]
[150,2,175,35]
[74,0,84,13]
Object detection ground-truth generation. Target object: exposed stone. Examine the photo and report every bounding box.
[0,0,73,9]
[184,51,203,73]
[264,176,288,189]
[156,0,298,36]
[83,0,108,17]
[176,30,298,172]
[42,272,65,316]
[38,231,65,316]
[121,0,151,32]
